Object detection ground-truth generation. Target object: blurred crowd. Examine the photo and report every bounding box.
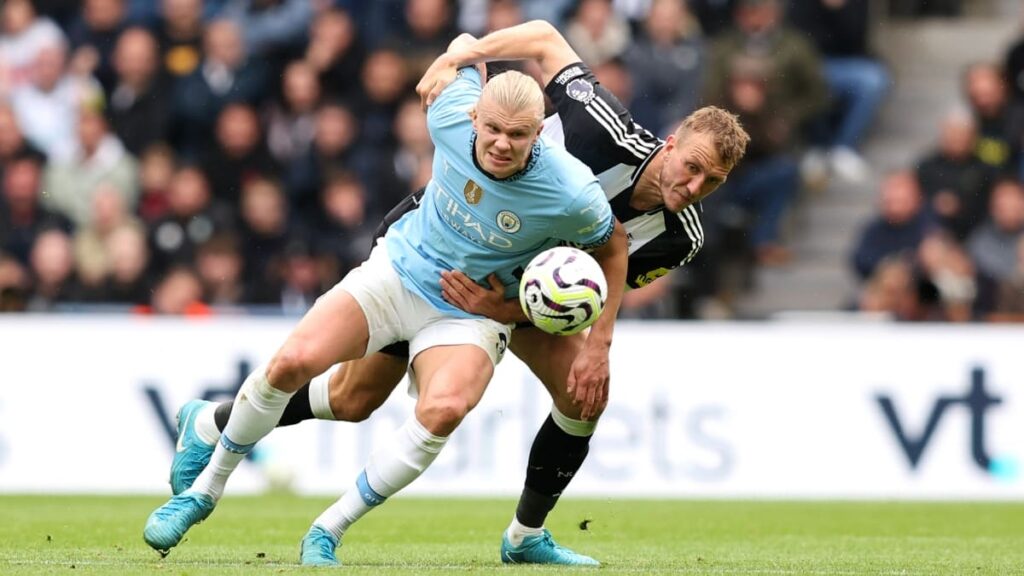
[4,0,1013,323]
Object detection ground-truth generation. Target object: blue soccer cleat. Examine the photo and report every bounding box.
[500,529,600,566]
[143,492,216,554]
[300,524,341,566]
[170,400,215,495]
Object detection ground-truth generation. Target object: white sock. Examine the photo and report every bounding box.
[308,367,336,420]
[190,366,294,500]
[313,416,447,541]
[506,516,545,547]
[193,403,221,446]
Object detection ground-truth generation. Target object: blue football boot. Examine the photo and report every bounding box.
[300,525,341,566]
[143,492,216,554]
[170,400,215,495]
[500,529,600,566]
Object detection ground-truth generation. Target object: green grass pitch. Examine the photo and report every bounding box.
[1,495,1022,575]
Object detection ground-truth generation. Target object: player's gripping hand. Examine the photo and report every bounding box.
[567,342,609,421]
[441,270,520,324]
[416,54,460,110]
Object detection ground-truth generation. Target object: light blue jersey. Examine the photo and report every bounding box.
[385,67,614,318]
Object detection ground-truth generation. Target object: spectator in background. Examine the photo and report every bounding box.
[67,0,130,95]
[218,0,314,61]
[0,0,67,95]
[706,0,828,179]
[304,7,366,102]
[962,62,1024,174]
[237,176,293,302]
[148,166,227,274]
[73,183,145,296]
[26,228,83,310]
[43,105,139,228]
[147,265,208,314]
[366,96,433,215]
[108,27,172,156]
[312,172,376,278]
[99,221,152,304]
[353,48,410,153]
[852,170,933,280]
[266,60,321,167]
[0,251,31,311]
[624,0,704,137]
[155,0,205,80]
[565,0,631,67]
[706,55,800,266]
[1003,11,1024,104]
[0,153,72,264]
[789,0,890,183]
[0,103,45,172]
[200,103,279,209]
[856,256,922,321]
[915,108,996,241]
[173,18,269,156]
[916,231,979,322]
[485,0,525,34]
[278,239,331,315]
[392,0,458,80]
[690,0,737,37]
[988,235,1024,320]
[967,177,1024,285]
[136,143,176,223]
[10,43,103,160]
[195,232,247,306]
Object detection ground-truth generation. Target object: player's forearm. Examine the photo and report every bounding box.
[443,20,577,85]
[499,296,528,324]
[588,221,628,348]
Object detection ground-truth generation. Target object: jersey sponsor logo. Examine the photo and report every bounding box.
[554,65,585,85]
[566,78,595,104]
[464,180,484,204]
[436,185,514,248]
[496,210,521,233]
[635,267,670,287]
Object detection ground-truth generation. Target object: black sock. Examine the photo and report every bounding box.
[515,414,592,528]
[213,381,314,432]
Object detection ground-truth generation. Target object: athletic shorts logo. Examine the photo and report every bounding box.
[496,210,521,233]
[566,78,595,104]
[464,180,484,204]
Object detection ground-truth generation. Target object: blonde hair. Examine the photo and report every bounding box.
[479,70,545,126]
[674,106,750,170]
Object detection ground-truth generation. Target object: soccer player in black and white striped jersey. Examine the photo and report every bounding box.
[168,21,749,566]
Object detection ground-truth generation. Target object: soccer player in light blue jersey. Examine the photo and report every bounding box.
[143,38,629,566]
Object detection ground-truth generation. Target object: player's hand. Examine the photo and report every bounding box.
[566,343,610,421]
[416,54,460,110]
[440,271,508,320]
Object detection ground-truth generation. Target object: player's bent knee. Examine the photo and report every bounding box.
[267,345,320,389]
[333,397,377,423]
[417,396,475,436]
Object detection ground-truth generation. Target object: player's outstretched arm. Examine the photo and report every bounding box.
[440,271,526,324]
[417,20,580,107]
[569,219,627,420]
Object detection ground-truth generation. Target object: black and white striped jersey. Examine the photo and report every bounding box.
[544,62,704,289]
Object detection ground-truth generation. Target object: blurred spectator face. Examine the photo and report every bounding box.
[32,46,68,92]
[106,225,148,282]
[730,75,768,113]
[594,59,632,107]
[30,229,74,286]
[646,0,687,44]
[151,267,204,314]
[735,0,781,36]
[989,180,1024,232]
[938,111,977,160]
[215,104,260,157]
[879,172,922,225]
[241,179,286,234]
[3,158,41,210]
[84,0,126,31]
[77,109,109,154]
[162,0,202,30]
[0,253,29,294]
[394,99,430,150]
[90,184,127,234]
[965,65,1007,118]
[140,145,176,191]
[576,0,614,37]
[314,103,357,155]
[284,248,319,292]
[308,9,355,64]
[406,0,450,39]
[283,61,321,113]
[362,50,408,105]
[196,236,242,288]
[487,0,522,32]
[323,176,366,227]
[0,105,26,157]
[167,167,210,216]
[205,20,245,68]
[114,28,159,87]
[2,0,36,35]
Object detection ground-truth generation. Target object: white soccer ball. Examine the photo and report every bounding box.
[519,246,607,336]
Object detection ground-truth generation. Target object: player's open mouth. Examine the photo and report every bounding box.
[490,153,512,164]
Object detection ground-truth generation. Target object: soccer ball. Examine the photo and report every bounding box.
[519,246,607,335]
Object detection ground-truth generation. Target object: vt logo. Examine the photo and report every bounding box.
[875,366,1016,479]
[143,359,253,450]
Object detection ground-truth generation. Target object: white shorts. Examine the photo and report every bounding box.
[332,243,512,367]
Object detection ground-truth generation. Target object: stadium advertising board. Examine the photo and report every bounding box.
[0,317,1020,498]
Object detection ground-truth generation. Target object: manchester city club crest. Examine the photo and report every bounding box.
[566,78,595,104]
[496,210,521,233]
[464,180,483,204]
